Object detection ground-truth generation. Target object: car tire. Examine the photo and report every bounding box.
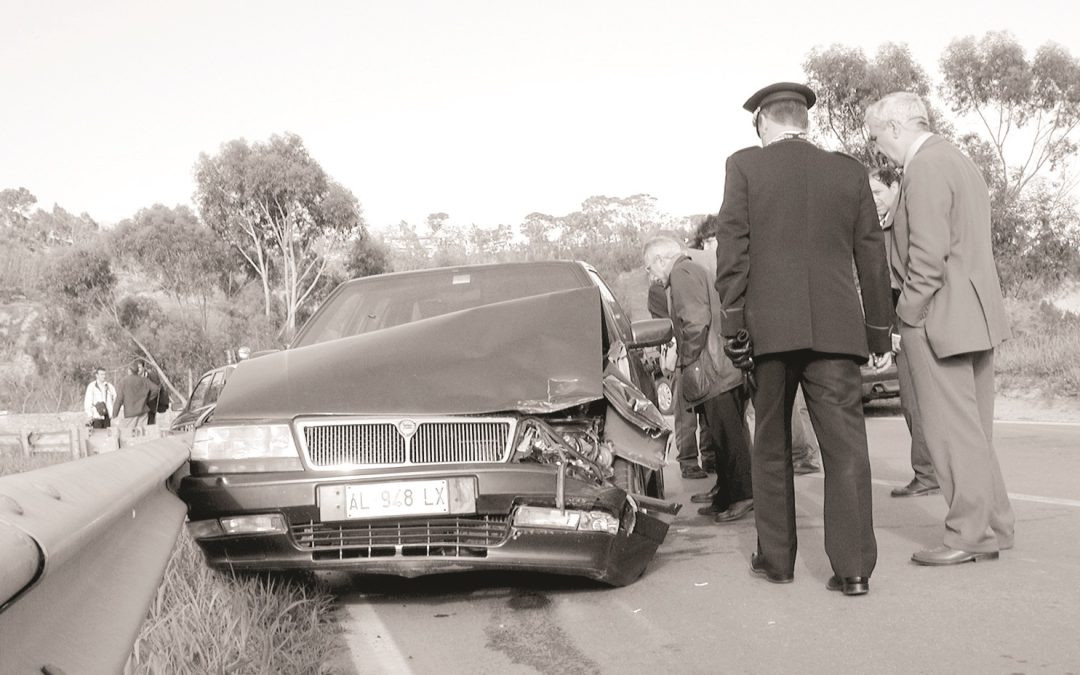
[654,375,674,415]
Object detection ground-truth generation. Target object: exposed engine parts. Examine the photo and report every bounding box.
[513,416,612,487]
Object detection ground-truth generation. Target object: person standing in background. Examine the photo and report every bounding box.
[84,367,116,430]
[112,363,160,431]
[869,165,938,499]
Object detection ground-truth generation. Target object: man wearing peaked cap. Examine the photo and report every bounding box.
[712,81,894,596]
[742,81,817,113]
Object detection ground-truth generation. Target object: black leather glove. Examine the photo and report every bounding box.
[724,330,754,372]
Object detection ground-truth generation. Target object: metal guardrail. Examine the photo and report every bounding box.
[0,438,190,675]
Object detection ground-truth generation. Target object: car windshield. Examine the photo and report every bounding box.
[292,264,586,348]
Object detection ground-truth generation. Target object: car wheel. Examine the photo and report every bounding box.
[654,375,674,415]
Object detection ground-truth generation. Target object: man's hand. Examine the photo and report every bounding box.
[724,330,754,371]
[870,351,894,373]
[891,332,901,353]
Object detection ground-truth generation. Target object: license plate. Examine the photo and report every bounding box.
[345,479,450,519]
[317,477,477,522]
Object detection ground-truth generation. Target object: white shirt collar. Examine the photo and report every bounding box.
[903,132,934,172]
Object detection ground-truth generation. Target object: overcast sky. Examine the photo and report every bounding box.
[2,0,1076,231]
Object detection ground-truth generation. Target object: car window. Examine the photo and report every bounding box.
[204,371,227,405]
[294,264,586,348]
[583,268,632,344]
[187,373,214,411]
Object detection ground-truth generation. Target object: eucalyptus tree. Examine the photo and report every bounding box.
[194,133,366,336]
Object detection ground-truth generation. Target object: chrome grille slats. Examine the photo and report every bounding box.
[411,421,506,464]
[296,416,515,470]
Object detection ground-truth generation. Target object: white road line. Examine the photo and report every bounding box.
[867,417,1080,428]
[993,419,1080,427]
[864,477,1080,508]
[343,600,414,674]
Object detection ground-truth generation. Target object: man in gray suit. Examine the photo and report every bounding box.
[865,92,1015,565]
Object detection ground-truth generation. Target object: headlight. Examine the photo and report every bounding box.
[191,424,302,473]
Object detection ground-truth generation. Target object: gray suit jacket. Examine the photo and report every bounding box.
[891,135,1011,357]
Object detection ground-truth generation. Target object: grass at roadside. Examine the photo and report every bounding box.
[0,450,70,475]
[997,300,1080,396]
[127,532,346,675]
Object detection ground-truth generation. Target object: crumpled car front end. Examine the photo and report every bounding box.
[178,284,675,586]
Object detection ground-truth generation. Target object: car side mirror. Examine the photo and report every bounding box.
[628,318,673,349]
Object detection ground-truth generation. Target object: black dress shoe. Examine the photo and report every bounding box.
[890,478,940,498]
[911,545,999,566]
[690,486,720,503]
[750,552,793,584]
[681,465,709,480]
[826,575,869,596]
[714,498,754,522]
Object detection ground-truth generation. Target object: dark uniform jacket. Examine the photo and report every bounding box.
[667,255,744,399]
[714,138,893,360]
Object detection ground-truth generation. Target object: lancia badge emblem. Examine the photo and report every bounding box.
[397,419,418,438]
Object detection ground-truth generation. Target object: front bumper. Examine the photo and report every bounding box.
[177,464,670,586]
[861,365,900,401]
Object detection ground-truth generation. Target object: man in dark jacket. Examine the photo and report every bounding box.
[714,82,894,594]
[644,234,753,522]
[112,363,160,430]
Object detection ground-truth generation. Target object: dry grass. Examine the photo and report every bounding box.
[127,532,346,675]
[997,299,1080,396]
[0,450,70,475]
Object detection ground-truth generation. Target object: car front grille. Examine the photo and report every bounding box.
[296,417,516,469]
[291,516,510,560]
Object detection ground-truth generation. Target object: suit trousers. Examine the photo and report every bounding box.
[698,387,752,510]
[896,346,936,487]
[751,351,877,579]
[899,323,1015,552]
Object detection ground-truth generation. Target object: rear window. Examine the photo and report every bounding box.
[293,264,586,348]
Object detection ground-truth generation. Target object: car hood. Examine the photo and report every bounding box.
[214,287,606,419]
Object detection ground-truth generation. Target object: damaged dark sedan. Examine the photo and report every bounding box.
[177,261,678,586]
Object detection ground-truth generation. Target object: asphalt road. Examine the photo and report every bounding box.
[327,406,1080,674]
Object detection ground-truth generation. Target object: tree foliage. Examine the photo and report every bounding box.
[804,43,935,163]
[112,204,235,326]
[940,32,1080,204]
[194,133,369,337]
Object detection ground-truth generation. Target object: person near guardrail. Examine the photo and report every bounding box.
[112,363,160,432]
[139,362,170,426]
[869,165,938,498]
[83,367,116,430]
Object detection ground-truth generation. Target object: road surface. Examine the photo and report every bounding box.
[326,410,1080,674]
